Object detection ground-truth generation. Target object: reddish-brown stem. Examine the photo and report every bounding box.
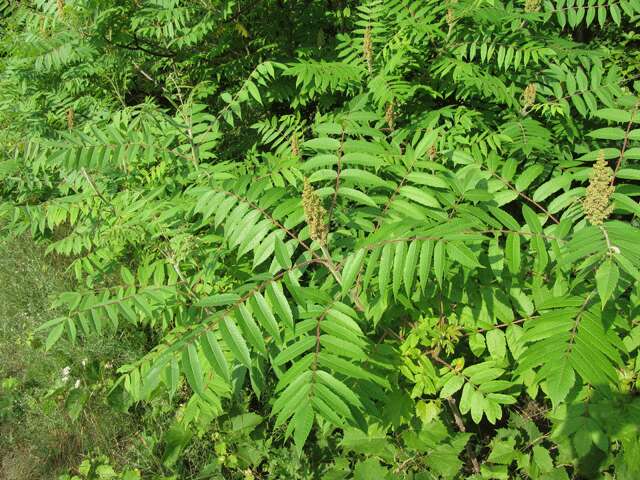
[491,171,559,224]
[611,104,638,185]
[328,129,345,226]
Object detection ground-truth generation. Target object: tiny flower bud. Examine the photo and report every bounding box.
[446,9,455,26]
[61,366,71,383]
[428,144,437,160]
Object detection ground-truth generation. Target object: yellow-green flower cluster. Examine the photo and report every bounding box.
[522,83,537,108]
[525,0,541,13]
[302,178,328,244]
[385,101,395,130]
[363,27,373,73]
[583,151,615,225]
[67,108,74,130]
[446,8,455,26]
[429,144,437,160]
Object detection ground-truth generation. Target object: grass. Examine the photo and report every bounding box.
[0,232,259,480]
[0,233,150,479]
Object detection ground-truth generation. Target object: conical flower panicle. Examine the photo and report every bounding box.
[583,151,615,225]
[363,26,373,74]
[385,101,395,130]
[67,108,74,130]
[522,83,537,108]
[302,178,328,245]
[291,133,300,157]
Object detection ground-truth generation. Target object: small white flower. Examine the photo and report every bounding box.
[81,358,88,367]
[74,379,81,389]
[61,366,71,383]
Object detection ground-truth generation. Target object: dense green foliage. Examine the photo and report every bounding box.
[1,0,640,478]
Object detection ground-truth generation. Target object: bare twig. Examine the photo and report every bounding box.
[447,396,481,474]
[611,104,638,185]
[490,170,559,224]
[428,350,480,473]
